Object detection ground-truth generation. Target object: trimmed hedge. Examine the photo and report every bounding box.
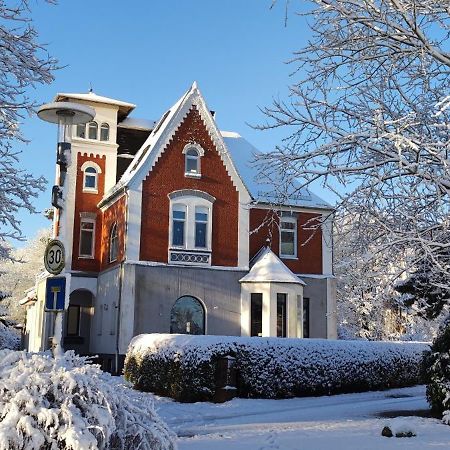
[124,334,429,403]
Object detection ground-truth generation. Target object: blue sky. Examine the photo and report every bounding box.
[14,0,315,244]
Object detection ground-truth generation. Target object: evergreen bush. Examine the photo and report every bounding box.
[125,334,428,402]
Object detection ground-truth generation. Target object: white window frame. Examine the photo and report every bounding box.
[79,218,96,259]
[169,195,213,251]
[182,143,204,178]
[279,216,298,259]
[87,121,98,140]
[80,161,102,194]
[100,123,110,141]
[75,123,86,139]
[171,203,187,248]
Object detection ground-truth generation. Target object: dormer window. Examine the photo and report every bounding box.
[81,161,102,193]
[100,123,109,141]
[88,121,98,140]
[183,143,204,178]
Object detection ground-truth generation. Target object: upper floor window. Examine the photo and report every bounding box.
[169,191,215,252]
[280,216,297,258]
[79,218,95,258]
[172,204,186,247]
[81,161,102,194]
[109,222,119,262]
[100,123,109,141]
[76,123,86,138]
[88,121,98,140]
[183,143,204,178]
[195,206,208,248]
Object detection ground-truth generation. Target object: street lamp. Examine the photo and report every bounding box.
[37,101,95,358]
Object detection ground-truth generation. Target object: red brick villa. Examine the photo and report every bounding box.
[23,83,336,369]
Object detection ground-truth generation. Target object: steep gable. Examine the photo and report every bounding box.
[139,104,241,266]
[104,82,251,204]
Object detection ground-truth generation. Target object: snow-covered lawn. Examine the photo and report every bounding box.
[150,385,450,449]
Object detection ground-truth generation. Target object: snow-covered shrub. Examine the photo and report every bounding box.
[0,350,176,450]
[423,319,450,423]
[0,321,20,350]
[125,334,428,402]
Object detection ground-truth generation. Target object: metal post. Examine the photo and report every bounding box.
[38,102,95,359]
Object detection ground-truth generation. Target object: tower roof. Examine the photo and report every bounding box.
[54,91,135,119]
[240,247,305,284]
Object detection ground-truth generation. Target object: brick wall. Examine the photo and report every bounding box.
[71,153,106,272]
[139,107,240,266]
[249,207,323,274]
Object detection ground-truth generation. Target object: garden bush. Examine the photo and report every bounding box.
[0,350,176,450]
[124,334,428,402]
[423,319,450,423]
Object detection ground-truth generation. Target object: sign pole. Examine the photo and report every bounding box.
[38,102,95,359]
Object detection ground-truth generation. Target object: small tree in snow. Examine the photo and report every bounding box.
[0,0,57,259]
[258,0,450,316]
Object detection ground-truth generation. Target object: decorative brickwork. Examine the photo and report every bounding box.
[139,107,240,267]
[71,153,106,272]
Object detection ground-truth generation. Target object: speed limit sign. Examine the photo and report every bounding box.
[44,239,65,275]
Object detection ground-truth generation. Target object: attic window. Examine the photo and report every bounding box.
[183,143,204,178]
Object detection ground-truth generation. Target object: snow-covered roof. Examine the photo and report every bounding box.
[221,132,332,210]
[118,117,156,131]
[55,91,135,116]
[240,247,305,284]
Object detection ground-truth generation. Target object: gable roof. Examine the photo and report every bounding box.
[240,247,305,284]
[222,132,332,210]
[102,82,252,204]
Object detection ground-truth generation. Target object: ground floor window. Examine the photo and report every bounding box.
[277,293,287,338]
[303,297,310,338]
[250,293,262,337]
[170,295,205,335]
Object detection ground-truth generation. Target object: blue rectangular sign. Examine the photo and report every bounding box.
[45,277,66,311]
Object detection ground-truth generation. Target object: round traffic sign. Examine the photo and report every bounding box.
[44,240,65,275]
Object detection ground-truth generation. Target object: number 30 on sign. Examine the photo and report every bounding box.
[44,239,65,275]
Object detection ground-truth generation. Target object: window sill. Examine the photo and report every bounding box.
[184,172,201,179]
[78,255,95,260]
[82,188,98,194]
[280,256,298,261]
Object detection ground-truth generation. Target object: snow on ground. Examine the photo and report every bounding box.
[147,385,450,449]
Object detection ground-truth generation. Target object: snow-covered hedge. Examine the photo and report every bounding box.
[124,334,429,402]
[0,350,176,450]
[423,320,450,423]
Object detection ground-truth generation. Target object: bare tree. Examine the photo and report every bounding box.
[257,0,450,317]
[0,0,57,259]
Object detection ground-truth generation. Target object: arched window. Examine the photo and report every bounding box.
[88,121,98,140]
[183,143,204,177]
[76,123,85,138]
[81,161,102,193]
[170,296,205,335]
[100,123,109,141]
[109,222,118,262]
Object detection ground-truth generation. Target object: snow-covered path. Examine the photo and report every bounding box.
[153,386,450,449]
